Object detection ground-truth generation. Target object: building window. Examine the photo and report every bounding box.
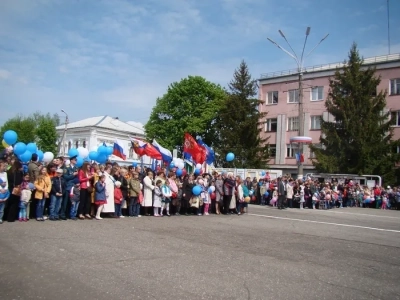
[286,144,296,158]
[268,144,276,157]
[310,144,322,158]
[311,86,324,101]
[310,115,322,130]
[75,141,79,148]
[288,89,299,103]
[266,91,278,104]
[287,117,299,131]
[265,118,277,132]
[390,79,400,95]
[83,141,86,148]
[68,141,71,150]
[391,111,400,126]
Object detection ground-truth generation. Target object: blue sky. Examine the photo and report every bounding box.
[0,0,399,128]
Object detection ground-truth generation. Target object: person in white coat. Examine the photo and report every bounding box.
[102,166,115,214]
[142,171,155,216]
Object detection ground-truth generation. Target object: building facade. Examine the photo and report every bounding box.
[258,53,400,177]
[55,115,151,165]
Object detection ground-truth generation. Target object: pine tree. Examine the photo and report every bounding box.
[214,60,269,168]
[310,43,400,184]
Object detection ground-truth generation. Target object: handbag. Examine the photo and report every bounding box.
[87,186,94,193]
[138,191,144,204]
[12,173,21,196]
[171,192,177,199]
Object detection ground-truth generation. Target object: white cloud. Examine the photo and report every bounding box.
[0,69,11,79]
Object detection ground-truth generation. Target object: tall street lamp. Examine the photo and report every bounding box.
[58,109,69,157]
[267,27,329,178]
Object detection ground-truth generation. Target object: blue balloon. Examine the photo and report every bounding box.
[261,171,266,176]
[264,191,269,197]
[36,150,44,162]
[194,168,201,175]
[13,142,27,156]
[26,143,37,153]
[68,148,79,158]
[3,130,18,145]
[76,156,84,167]
[132,162,138,167]
[98,145,107,154]
[106,146,113,156]
[176,169,183,176]
[28,183,35,190]
[22,165,28,173]
[89,151,98,161]
[170,162,175,169]
[20,150,32,163]
[192,185,202,196]
[226,152,235,162]
[96,154,107,164]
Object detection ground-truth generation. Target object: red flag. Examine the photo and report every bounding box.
[184,133,206,164]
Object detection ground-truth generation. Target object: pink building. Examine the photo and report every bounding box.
[258,53,400,177]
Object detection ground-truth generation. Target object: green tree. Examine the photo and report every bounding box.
[214,60,269,168]
[0,112,60,153]
[0,115,36,145]
[309,43,399,184]
[144,76,227,149]
[36,117,58,153]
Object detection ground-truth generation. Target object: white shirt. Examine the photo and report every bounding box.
[0,172,8,190]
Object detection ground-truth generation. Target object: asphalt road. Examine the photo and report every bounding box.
[0,206,399,300]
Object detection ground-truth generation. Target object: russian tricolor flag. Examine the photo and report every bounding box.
[113,140,126,160]
[152,139,172,163]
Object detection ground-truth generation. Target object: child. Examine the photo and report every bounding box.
[20,182,34,222]
[94,175,107,220]
[381,194,388,210]
[270,187,278,207]
[69,178,80,220]
[198,178,210,216]
[0,178,10,224]
[153,180,162,217]
[161,180,172,217]
[114,181,124,218]
[50,169,65,221]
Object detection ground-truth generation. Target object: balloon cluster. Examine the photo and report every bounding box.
[3,130,53,164]
[70,145,113,168]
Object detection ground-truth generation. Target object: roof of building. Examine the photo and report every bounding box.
[259,53,400,80]
[56,116,145,135]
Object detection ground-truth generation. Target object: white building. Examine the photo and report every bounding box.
[55,115,151,165]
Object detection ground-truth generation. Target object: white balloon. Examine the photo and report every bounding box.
[209,186,215,192]
[65,159,71,165]
[178,161,185,169]
[196,163,202,169]
[43,152,54,163]
[77,147,89,158]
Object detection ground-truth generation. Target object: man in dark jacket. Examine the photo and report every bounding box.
[278,176,287,210]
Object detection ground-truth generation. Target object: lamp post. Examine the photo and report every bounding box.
[59,109,69,157]
[267,27,329,179]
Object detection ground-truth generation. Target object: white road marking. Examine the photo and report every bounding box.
[248,213,400,233]
[251,206,400,219]
[313,210,400,219]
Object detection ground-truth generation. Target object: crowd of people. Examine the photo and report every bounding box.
[0,151,398,224]
[251,175,400,210]
[0,153,253,223]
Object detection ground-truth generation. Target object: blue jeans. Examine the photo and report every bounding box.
[70,201,79,219]
[0,201,5,221]
[36,198,45,219]
[129,197,140,217]
[236,201,242,213]
[50,195,62,219]
[114,203,122,217]
[19,202,27,219]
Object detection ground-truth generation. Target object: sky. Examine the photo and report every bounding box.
[0,0,399,129]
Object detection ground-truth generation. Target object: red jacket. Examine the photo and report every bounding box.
[78,170,91,189]
[114,188,123,204]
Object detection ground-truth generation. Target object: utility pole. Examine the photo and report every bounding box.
[267,28,329,178]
